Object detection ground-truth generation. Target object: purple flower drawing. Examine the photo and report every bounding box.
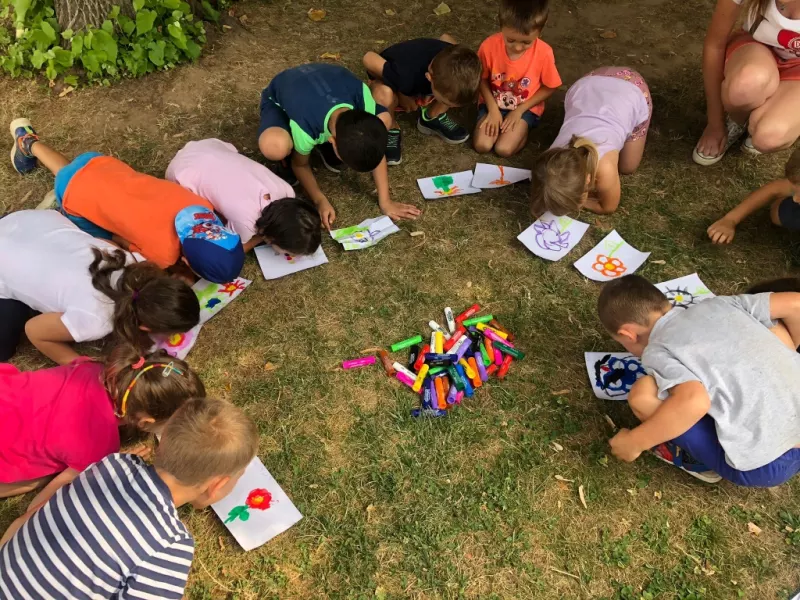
[534,220,570,251]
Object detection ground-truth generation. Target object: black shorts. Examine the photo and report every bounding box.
[777,196,800,231]
[258,88,291,138]
[0,298,36,361]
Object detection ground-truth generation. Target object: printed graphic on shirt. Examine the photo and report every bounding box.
[778,29,800,56]
[489,73,534,110]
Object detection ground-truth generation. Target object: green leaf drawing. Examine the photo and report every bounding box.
[223,504,251,524]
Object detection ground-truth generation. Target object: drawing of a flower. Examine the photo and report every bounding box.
[218,280,246,296]
[533,220,570,251]
[592,255,627,278]
[224,488,274,523]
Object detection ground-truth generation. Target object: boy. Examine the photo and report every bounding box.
[167,138,322,255]
[474,0,561,157]
[10,119,244,284]
[598,275,800,487]
[0,398,259,599]
[363,36,482,164]
[257,63,421,227]
[708,147,800,244]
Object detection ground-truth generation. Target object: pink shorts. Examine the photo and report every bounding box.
[586,66,652,142]
[726,32,800,81]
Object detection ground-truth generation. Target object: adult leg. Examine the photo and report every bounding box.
[721,44,780,124]
[473,115,498,154]
[0,477,52,499]
[748,81,800,153]
[493,125,529,158]
[0,299,35,362]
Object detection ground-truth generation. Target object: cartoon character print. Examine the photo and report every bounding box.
[490,74,532,110]
[190,221,226,241]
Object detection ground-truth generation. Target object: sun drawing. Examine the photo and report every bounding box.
[218,280,246,296]
[592,255,627,278]
[663,287,695,309]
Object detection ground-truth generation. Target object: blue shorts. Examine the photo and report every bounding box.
[258,89,291,138]
[673,415,800,487]
[777,196,800,231]
[477,105,540,129]
[54,152,112,240]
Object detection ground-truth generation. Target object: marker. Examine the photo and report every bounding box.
[395,371,415,388]
[498,354,513,379]
[456,304,480,325]
[378,350,395,376]
[428,378,438,408]
[434,376,445,409]
[392,362,417,381]
[482,327,511,345]
[455,390,465,404]
[447,365,465,391]
[443,326,465,351]
[391,335,423,352]
[411,407,447,418]
[459,358,476,380]
[476,322,509,340]
[446,383,458,405]
[428,320,451,340]
[434,331,444,354]
[425,353,456,366]
[479,342,491,367]
[494,348,503,366]
[428,366,447,376]
[444,307,456,334]
[455,338,473,361]
[412,364,429,392]
[475,354,488,382]
[430,331,437,350]
[455,364,474,397]
[462,314,493,327]
[414,344,430,371]
[495,341,525,360]
[343,356,376,369]
[407,344,421,370]
[486,363,499,376]
[489,319,514,341]
[447,335,470,356]
[484,338,494,360]
[467,357,482,388]
[421,384,433,409]
[465,327,483,344]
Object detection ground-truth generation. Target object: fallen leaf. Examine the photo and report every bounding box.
[598,455,609,467]
[556,481,570,491]
[433,2,451,15]
[308,8,327,21]
[747,522,762,536]
[604,414,617,430]
[239,14,248,24]
[651,259,666,265]
[600,30,617,39]
[218,535,226,551]
[554,475,574,483]
[319,51,341,60]
[385,8,396,15]
[466,281,472,288]
[578,484,588,509]
[228,8,235,16]
[263,362,278,372]
[375,40,387,45]
[551,389,570,395]
[626,488,637,496]
[58,85,75,98]
[409,231,424,237]
[222,24,232,31]
[308,483,319,489]
[366,504,376,523]
[785,525,795,533]
[654,490,663,500]
[551,442,564,452]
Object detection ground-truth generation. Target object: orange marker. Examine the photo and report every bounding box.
[484,338,495,362]
[434,376,446,409]
[467,357,482,388]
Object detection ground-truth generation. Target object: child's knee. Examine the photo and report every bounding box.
[258,129,292,161]
[472,131,495,154]
[370,82,395,108]
[494,141,519,158]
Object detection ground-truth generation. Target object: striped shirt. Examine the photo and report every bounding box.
[0,454,194,600]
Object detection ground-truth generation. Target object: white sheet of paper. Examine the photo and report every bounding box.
[151,277,251,359]
[518,212,590,261]
[254,244,328,280]
[584,352,647,401]
[655,273,715,309]
[330,215,400,250]
[417,170,482,200]
[574,230,650,282]
[471,163,532,188]
[211,457,303,552]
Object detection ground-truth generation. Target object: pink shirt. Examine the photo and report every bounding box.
[166,139,295,244]
[0,359,119,482]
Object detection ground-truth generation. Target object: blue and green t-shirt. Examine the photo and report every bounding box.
[263,63,387,155]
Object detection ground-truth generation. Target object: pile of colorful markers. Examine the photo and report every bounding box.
[342,304,524,417]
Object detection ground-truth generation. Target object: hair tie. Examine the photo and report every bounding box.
[132,289,140,302]
[162,361,183,377]
[116,361,184,418]
[132,357,146,370]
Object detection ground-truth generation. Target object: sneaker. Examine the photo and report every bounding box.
[273,159,298,187]
[316,141,343,173]
[386,128,402,166]
[692,116,747,166]
[417,108,469,144]
[9,118,39,174]
[741,136,763,157]
[36,189,56,210]
[651,442,723,484]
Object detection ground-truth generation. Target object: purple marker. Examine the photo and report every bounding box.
[455,338,473,361]
[343,356,376,369]
[475,354,489,382]
[446,383,458,405]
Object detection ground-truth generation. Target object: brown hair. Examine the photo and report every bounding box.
[785,147,800,184]
[531,136,599,217]
[103,343,205,425]
[154,398,259,486]
[429,45,482,106]
[597,275,670,333]
[499,0,549,34]
[89,249,200,352]
[740,0,771,24]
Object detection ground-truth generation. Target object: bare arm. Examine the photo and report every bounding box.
[583,157,621,214]
[24,313,80,365]
[373,157,421,221]
[515,85,556,114]
[708,179,794,243]
[242,236,263,254]
[291,151,326,206]
[478,79,502,137]
[363,51,386,79]
[478,79,498,111]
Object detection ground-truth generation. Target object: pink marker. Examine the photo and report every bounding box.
[483,328,514,346]
[455,391,465,405]
[343,356,376,369]
[396,371,415,388]
[494,348,503,366]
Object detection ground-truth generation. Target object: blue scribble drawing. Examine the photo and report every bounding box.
[534,220,570,252]
[594,354,646,398]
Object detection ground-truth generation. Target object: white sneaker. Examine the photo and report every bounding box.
[692,116,747,166]
[741,136,763,157]
[35,189,56,210]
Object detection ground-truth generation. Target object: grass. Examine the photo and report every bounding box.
[2,0,800,597]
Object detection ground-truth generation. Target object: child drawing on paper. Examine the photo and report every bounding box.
[224,488,275,523]
[592,237,627,279]
[533,219,570,251]
[490,166,512,186]
[433,175,461,196]
[663,286,711,309]
[594,354,645,398]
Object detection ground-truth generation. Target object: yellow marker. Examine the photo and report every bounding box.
[412,363,429,393]
[459,358,476,380]
[476,322,509,339]
[434,331,444,354]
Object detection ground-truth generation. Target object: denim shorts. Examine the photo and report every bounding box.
[477,105,540,129]
[54,151,112,240]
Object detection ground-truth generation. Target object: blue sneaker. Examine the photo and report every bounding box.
[651,442,722,484]
[9,118,39,174]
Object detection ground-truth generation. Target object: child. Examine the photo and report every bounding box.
[473,0,561,158]
[257,63,421,226]
[0,210,199,365]
[166,138,322,254]
[363,36,482,164]
[0,343,204,501]
[0,398,258,599]
[598,275,800,487]
[530,67,653,216]
[10,119,245,283]
[708,147,800,244]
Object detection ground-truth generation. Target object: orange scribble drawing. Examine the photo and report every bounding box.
[490,165,512,186]
[592,255,627,278]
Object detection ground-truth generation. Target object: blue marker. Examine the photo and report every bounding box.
[455,363,474,397]
[411,407,447,418]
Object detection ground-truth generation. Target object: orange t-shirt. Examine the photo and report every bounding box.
[477,33,562,116]
[62,156,213,268]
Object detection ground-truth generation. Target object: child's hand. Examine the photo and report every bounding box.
[609,428,644,462]
[500,108,525,133]
[380,199,421,221]
[482,110,503,138]
[125,443,153,461]
[317,199,337,230]
[707,217,736,244]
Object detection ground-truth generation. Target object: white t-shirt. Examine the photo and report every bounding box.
[165,139,295,244]
[0,210,139,342]
[734,0,800,61]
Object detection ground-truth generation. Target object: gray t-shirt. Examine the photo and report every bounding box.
[642,293,800,471]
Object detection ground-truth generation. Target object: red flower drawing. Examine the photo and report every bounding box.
[224,488,274,523]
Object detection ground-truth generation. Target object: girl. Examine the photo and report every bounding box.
[0,210,200,364]
[694,0,800,165]
[530,67,652,216]
[0,344,205,502]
